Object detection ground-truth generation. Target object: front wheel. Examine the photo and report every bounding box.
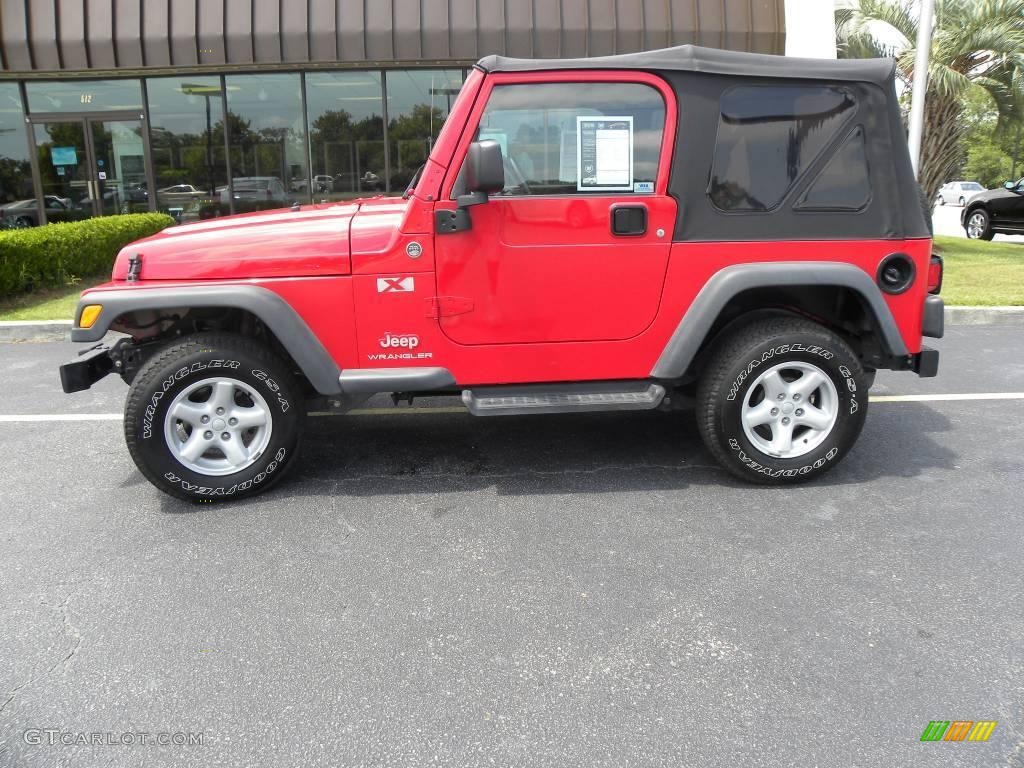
[124,333,304,502]
[696,318,868,484]
[965,209,994,240]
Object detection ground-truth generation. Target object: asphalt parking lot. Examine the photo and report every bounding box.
[1,326,1022,768]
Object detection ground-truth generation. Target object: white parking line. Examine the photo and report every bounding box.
[1,393,1023,423]
[869,392,1024,402]
[0,413,124,422]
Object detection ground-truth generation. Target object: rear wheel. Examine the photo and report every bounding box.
[696,318,867,484]
[958,196,965,206]
[124,333,304,502]
[965,209,994,240]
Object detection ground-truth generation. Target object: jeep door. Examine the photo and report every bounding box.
[432,73,676,346]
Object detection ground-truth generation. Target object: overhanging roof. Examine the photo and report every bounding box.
[0,0,786,77]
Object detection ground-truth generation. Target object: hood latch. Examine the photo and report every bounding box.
[127,253,142,282]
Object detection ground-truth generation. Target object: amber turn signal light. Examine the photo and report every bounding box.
[79,304,102,329]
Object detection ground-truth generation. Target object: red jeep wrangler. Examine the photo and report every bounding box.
[60,45,943,502]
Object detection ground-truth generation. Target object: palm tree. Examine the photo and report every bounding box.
[836,0,1024,202]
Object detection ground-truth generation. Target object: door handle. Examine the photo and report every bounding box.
[610,204,647,236]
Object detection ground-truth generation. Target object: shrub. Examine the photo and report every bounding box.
[0,213,176,298]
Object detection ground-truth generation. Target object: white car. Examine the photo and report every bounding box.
[156,184,207,207]
[936,181,985,206]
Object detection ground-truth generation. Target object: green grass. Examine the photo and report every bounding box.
[0,278,104,321]
[934,236,1024,306]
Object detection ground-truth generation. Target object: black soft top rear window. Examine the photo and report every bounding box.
[708,85,858,213]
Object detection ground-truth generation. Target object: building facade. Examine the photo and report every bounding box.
[0,0,793,225]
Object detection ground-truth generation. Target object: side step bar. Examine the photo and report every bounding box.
[462,381,666,417]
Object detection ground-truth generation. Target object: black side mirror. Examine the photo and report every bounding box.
[436,140,506,235]
[465,140,504,197]
[1003,181,1015,190]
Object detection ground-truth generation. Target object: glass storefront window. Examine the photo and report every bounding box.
[12,68,473,223]
[30,122,93,224]
[146,76,229,221]
[0,84,33,221]
[305,71,386,200]
[385,69,463,193]
[224,74,307,213]
[26,79,142,113]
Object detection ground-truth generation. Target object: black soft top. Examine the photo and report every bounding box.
[476,44,896,88]
[475,44,928,242]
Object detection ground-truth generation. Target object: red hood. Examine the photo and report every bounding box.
[111,203,358,281]
[350,197,412,258]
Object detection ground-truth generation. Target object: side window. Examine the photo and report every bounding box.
[796,127,871,211]
[473,82,666,196]
[709,86,857,212]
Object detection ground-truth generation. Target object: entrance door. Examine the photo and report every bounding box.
[30,113,151,224]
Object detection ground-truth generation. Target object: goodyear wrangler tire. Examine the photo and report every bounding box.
[696,318,867,484]
[124,333,304,502]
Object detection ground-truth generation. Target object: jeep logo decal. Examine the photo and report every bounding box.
[379,333,420,349]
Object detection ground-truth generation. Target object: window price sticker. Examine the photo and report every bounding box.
[576,116,633,192]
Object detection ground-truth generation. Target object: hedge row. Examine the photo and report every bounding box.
[0,213,176,298]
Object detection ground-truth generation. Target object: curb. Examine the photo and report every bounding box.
[0,320,73,343]
[2,306,1024,343]
[944,306,1024,326]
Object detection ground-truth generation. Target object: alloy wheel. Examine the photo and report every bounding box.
[966,212,986,239]
[163,376,273,476]
[740,361,839,459]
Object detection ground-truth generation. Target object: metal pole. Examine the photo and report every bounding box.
[1011,123,1021,180]
[907,0,935,178]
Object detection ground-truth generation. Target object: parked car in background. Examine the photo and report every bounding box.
[290,175,335,194]
[961,177,1024,240]
[359,171,383,192]
[156,184,206,208]
[219,177,288,212]
[0,196,85,227]
[936,181,985,206]
[125,183,150,204]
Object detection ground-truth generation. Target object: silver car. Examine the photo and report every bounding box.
[936,181,985,207]
[219,177,287,208]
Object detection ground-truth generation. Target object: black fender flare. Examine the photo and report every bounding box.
[650,261,909,379]
[71,285,343,394]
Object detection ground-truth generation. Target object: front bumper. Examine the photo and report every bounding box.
[59,340,126,393]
